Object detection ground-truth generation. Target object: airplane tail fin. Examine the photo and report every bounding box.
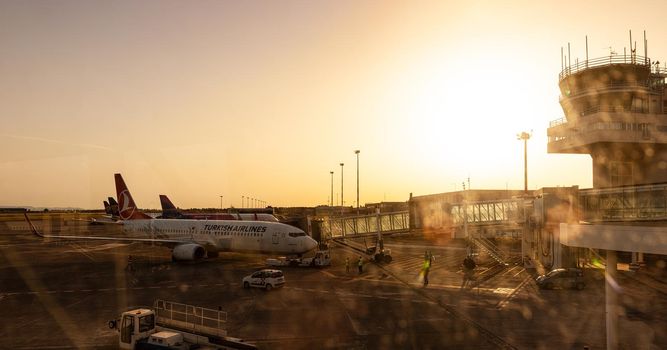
[159,195,178,211]
[108,197,119,218]
[24,213,44,238]
[114,173,153,220]
[103,201,111,215]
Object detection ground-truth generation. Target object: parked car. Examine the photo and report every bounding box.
[242,269,285,291]
[536,268,585,290]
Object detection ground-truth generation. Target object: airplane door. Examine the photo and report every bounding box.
[272,233,279,245]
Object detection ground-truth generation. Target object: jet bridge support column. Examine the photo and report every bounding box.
[606,250,618,350]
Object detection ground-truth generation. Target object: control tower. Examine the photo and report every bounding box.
[547,35,667,188]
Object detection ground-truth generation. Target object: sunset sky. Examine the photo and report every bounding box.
[2,0,667,209]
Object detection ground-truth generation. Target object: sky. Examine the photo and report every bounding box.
[2,0,667,209]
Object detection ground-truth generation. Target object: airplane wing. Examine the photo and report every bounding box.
[25,213,190,248]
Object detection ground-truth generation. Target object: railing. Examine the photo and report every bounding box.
[153,299,227,337]
[470,235,508,265]
[319,211,409,238]
[559,80,661,101]
[451,199,521,225]
[559,55,651,80]
[548,120,659,144]
[549,117,567,128]
[579,183,667,222]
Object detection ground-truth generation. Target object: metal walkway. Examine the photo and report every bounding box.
[450,198,524,226]
[319,211,409,239]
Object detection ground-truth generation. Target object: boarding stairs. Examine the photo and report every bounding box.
[470,235,508,266]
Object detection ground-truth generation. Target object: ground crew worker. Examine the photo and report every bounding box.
[461,255,476,289]
[422,259,431,286]
[345,257,350,274]
[357,256,363,274]
[126,255,134,272]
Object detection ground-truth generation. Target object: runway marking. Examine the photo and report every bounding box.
[503,265,521,276]
[512,267,526,278]
[496,275,532,310]
[492,288,514,294]
[319,269,336,278]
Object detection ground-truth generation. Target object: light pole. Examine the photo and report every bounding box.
[242,196,245,208]
[517,131,531,193]
[355,150,360,214]
[220,195,223,210]
[329,171,334,207]
[340,163,344,216]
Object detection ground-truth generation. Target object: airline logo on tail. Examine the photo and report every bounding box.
[118,190,136,220]
[114,173,152,220]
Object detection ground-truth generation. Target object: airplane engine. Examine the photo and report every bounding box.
[172,244,206,261]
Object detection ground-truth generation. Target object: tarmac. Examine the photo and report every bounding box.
[1,215,667,349]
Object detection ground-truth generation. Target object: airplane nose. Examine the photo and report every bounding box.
[307,237,318,251]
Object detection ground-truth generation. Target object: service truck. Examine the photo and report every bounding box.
[266,249,331,267]
[108,299,256,350]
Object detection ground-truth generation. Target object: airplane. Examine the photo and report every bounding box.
[25,173,319,261]
[82,199,122,225]
[108,196,120,219]
[159,194,279,222]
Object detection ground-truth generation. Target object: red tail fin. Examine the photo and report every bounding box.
[114,173,152,220]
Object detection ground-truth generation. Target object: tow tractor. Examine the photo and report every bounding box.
[365,236,392,264]
[266,249,331,267]
[108,299,256,350]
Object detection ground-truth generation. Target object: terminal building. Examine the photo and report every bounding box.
[312,34,667,349]
[407,36,667,271]
[316,35,667,276]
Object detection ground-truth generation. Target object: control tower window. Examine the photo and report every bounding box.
[609,161,633,187]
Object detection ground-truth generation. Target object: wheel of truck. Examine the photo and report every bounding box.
[374,254,382,262]
[243,281,250,289]
[383,255,393,264]
[108,320,117,329]
[265,283,273,291]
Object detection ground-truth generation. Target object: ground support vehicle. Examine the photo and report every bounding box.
[109,299,256,350]
[242,269,285,290]
[536,268,585,290]
[266,250,331,267]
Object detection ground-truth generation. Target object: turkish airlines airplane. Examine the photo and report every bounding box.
[25,173,318,261]
[159,194,279,222]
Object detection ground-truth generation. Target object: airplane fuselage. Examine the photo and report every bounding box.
[123,218,316,255]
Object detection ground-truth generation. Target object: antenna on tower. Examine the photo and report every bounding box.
[644,30,647,64]
[585,35,589,67]
[604,47,617,56]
